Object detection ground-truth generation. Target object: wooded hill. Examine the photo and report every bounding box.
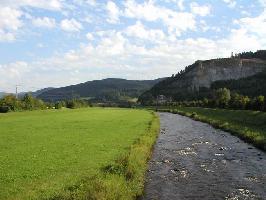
[211,70,266,97]
[38,78,164,103]
[139,50,266,105]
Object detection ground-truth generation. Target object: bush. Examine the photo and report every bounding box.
[0,106,10,113]
[66,100,76,109]
[55,101,64,109]
[66,99,90,109]
[0,95,21,111]
[256,95,265,111]
[214,88,231,108]
[0,94,47,113]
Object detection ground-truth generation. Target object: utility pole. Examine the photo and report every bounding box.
[15,85,21,99]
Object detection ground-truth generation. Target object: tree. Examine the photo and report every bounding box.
[230,92,250,109]
[22,94,35,110]
[256,95,265,111]
[240,96,250,109]
[0,95,21,111]
[55,101,63,109]
[203,98,209,106]
[214,88,231,108]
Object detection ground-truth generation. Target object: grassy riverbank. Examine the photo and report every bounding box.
[158,107,266,151]
[0,108,159,200]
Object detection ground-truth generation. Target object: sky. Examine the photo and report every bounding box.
[0,0,266,92]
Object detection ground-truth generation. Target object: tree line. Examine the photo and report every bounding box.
[239,50,266,60]
[0,94,91,113]
[156,88,266,112]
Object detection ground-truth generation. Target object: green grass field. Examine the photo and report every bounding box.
[159,107,266,151]
[0,108,159,200]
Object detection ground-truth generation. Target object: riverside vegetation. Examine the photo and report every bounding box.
[0,94,91,113]
[0,108,159,200]
[158,88,266,112]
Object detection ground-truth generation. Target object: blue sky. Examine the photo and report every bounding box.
[0,0,266,92]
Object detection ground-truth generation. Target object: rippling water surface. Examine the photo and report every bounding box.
[142,113,266,200]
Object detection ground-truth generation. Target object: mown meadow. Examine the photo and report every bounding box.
[158,107,266,151]
[0,108,159,200]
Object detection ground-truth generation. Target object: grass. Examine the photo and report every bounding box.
[158,107,266,151]
[0,107,159,200]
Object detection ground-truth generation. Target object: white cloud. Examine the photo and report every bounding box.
[106,1,120,24]
[177,0,185,11]
[0,7,23,31]
[236,11,266,37]
[0,30,16,42]
[125,21,165,42]
[86,0,97,7]
[0,61,31,91]
[241,10,250,16]
[223,0,237,8]
[190,2,211,16]
[228,29,261,51]
[123,0,196,37]
[259,0,266,7]
[0,0,62,11]
[165,0,185,10]
[0,6,23,42]
[230,10,266,49]
[96,32,126,56]
[86,32,94,40]
[32,17,56,28]
[0,1,63,42]
[37,43,45,48]
[73,0,96,6]
[124,0,162,21]
[60,18,83,32]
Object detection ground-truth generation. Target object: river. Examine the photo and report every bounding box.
[141,112,266,200]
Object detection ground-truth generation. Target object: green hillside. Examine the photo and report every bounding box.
[211,70,266,97]
[38,78,164,102]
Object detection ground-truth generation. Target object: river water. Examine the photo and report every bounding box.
[141,112,266,200]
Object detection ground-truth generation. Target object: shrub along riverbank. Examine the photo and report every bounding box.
[157,107,266,151]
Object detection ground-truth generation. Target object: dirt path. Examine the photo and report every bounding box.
[141,112,266,200]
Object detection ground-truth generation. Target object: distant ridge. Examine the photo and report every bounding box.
[38,78,165,102]
[0,92,11,98]
[30,87,55,97]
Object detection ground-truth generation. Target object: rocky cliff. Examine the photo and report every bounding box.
[186,58,266,91]
[139,57,266,103]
